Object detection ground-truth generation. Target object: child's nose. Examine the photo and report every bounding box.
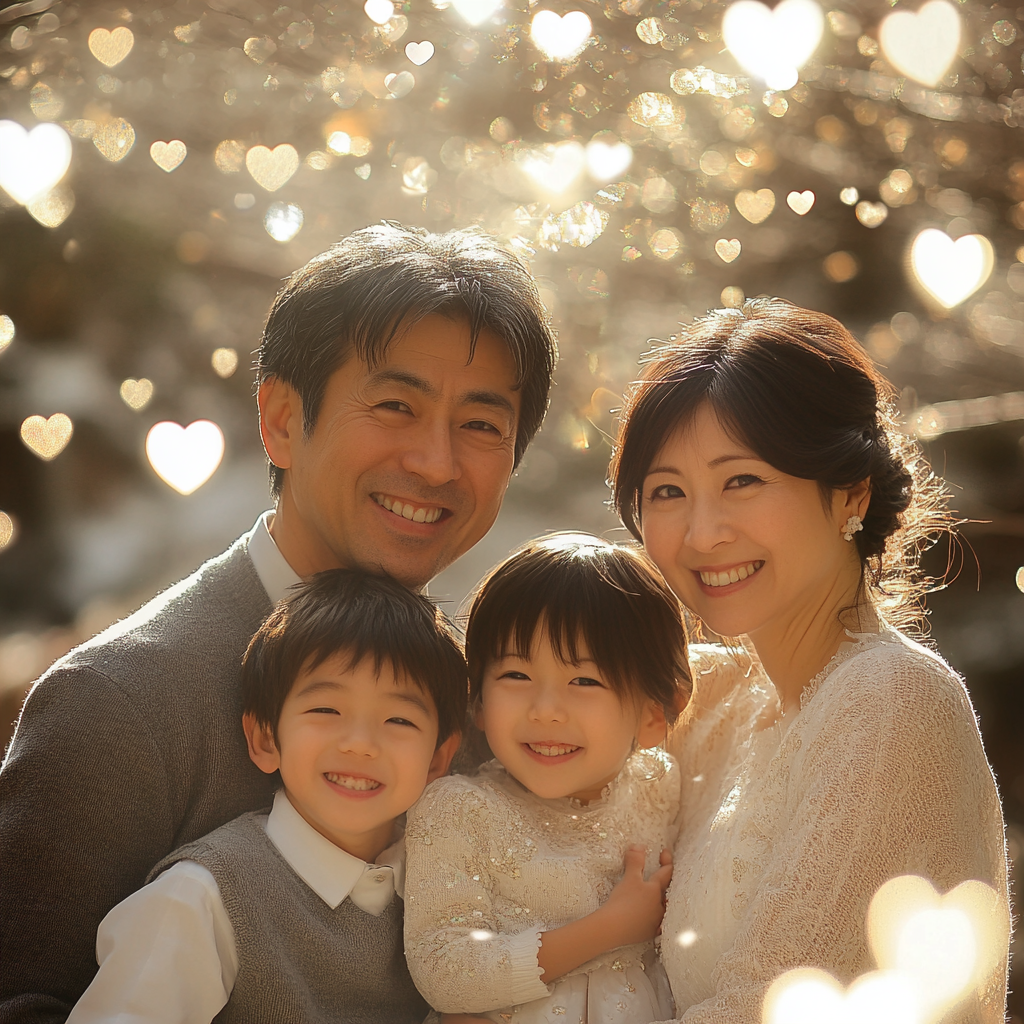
[337,722,380,756]
[528,692,569,723]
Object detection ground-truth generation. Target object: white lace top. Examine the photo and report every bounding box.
[658,630,1010,1024]
[404,750,680,1022]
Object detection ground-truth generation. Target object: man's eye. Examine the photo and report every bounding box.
[376,400,411,413]
[464,419,502,434]
[649,483,684,500]
[570,676,605,688]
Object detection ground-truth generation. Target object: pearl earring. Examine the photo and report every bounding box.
[842,515,864,542]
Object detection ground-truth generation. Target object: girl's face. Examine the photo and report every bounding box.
[640,403,866,642]
[477,627,666,804]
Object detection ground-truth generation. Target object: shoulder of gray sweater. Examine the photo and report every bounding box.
[47,533,272,683]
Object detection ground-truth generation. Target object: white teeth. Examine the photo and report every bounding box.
[699,561,763,587]
[326,772,381,791]
[374,495,442,524]
[527,743,580,757]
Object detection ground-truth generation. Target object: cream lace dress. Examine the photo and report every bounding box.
[404,750,680,1023]
[657,631,1010,1024]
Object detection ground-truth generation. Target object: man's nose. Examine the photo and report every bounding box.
[400,417,460,488]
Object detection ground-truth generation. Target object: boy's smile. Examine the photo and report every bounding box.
[245,652,456,863]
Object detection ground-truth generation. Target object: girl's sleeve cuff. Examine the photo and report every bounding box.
[506,926,552,1005]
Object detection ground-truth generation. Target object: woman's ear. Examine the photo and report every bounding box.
[635,700,669,750]
[837,477,872,524]
[242,711,282,775]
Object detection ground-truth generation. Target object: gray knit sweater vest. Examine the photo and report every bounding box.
[150,812,430,1024]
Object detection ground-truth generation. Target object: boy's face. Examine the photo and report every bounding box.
[245,652,458,862]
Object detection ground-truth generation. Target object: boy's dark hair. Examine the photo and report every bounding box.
[242,569,468,746]
[257,222,558,496]
[464,534,691,724]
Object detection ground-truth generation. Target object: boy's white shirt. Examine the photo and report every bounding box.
[67,790,405,1024]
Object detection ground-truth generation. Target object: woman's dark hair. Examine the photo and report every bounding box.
[242,568,468,746]
[464,533,691,723]
[610,299,952,632]
[257,222,557,495]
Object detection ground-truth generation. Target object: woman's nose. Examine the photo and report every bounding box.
[684,497,735,552]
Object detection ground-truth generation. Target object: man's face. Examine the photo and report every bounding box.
[262,315,521,589]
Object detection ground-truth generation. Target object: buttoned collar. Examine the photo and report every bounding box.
[264,790,405,913]
[245,510,302,605]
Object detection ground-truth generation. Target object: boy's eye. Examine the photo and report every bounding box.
[570,676,605,688]
[387,717,417,728]
[308,706,340,715]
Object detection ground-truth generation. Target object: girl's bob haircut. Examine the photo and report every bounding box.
[465,533,691,723]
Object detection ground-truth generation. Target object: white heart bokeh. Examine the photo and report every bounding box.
[530,10,593,61]
[586,139,632,181]
[450,0,502,26]
[146,420,225,495]
[722,0,824,91]
[405,40,435,65]
[880,0,961,88]
[0,121,72,205]
[519,141,586,193]
[909,229,993,308]
[764,967,923,1024]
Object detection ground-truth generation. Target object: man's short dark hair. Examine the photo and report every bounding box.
[241,569,469,746]
[257,223,558,495]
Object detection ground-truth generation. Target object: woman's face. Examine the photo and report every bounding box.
[640,403,863,640]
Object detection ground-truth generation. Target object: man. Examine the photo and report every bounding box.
[0,223,556,1022]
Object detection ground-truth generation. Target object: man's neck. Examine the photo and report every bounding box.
[269,489,347,578]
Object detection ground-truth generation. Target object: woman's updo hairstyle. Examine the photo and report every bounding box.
[610,299,953,632]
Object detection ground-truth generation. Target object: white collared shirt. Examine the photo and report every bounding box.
[245,510,302,604]
[67,791,405,1024]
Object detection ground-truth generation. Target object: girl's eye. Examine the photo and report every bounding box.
[570,676,605,688]
[649,483,685,500]
[387,717,417,728]
[725,474,763,489]
[498,670,530,681]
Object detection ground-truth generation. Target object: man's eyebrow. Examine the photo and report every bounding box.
[460,389,516,419]
[365,368,439,397]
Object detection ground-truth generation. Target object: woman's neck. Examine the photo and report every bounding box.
[746,577,875,715]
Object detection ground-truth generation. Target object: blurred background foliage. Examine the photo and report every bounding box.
[0,0,1022,1010]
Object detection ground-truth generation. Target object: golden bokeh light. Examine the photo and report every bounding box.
[211,349,239,379]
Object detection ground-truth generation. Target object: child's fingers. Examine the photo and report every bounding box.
[650,860,674,891]
[622,844,648,876]
[659,847,673,867]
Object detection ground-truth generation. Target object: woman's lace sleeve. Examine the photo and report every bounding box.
[671,645,1009,1024]
[404,776,551,1014]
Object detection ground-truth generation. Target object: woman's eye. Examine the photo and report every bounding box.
[570,676,605,688]
[725,474,763,489]
[649,483,685,500]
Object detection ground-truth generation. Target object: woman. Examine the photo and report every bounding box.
[610,299,1010,1023]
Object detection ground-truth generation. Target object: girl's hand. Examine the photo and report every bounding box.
[600,845,673,946]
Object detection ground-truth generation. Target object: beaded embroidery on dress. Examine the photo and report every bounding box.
[656,630,1009,1024]
[404,749,680,1024]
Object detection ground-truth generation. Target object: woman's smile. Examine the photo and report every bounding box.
[695,559,765,593]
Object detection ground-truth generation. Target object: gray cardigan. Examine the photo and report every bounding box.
[0,535,278,1023]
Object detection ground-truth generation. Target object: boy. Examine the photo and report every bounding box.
[67,569,467,1024]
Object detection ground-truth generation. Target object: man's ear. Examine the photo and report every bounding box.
[635,700,669,750]
[242,711,282,775]
[427,732,462,783]
[257,376,301,473]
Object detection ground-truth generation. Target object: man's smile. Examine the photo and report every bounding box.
[372,493,446,524]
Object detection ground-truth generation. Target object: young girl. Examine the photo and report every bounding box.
[404,533,691,1024]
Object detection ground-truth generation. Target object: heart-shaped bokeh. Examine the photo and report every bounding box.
[722,0,823,91]
[150,140,187,172]
[910,229,993,308]
[530,10,593,61]
[715,238,742,262]
[88,26,135,67]
[880,0,961,88]
[585,139,632,181]
[450,0,501,26]
[385,71,415,98]
[787,190,815,214]
[0,314,13,354]
[867,875,1009,1019]
[20,413,73,461]
[363,0,394,25]
[120,378,154,411]
[246,144,299,191]
[735,188,776,223]
[93,118,135,163]
[145,420,225,495]
[405,40,434,65]
[519,141,586,193]
[0,510,14,552]
[764,967,923,1024]
[0,121,72,205]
